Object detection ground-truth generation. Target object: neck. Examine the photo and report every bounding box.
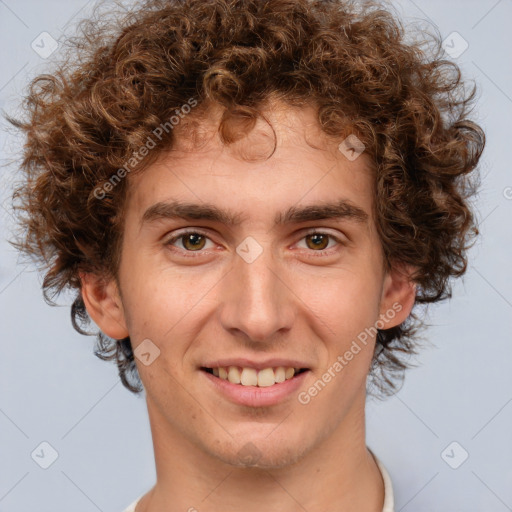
[139,393,384,512]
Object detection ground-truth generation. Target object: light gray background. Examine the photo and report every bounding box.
[0,1,511,511]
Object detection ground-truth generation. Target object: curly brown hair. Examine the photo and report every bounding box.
[6,0,485,397]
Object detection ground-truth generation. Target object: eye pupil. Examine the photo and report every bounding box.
[172,231,337,255]
[306,233,329,250]
[183,233,205,250]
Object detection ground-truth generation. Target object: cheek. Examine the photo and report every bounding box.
[300,265,383,335]
[121,281,184,344]
[118,250,218,352]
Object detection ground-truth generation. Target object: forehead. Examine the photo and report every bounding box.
[125,102,376,228]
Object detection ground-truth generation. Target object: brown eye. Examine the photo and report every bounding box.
[180,233,207,251]
[166,230,214,253]
[305,233,330,250]
[296,230,345,255]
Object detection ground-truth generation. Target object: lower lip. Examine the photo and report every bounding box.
[201,369,310,407]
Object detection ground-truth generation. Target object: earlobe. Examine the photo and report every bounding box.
[378,263,417,329]
[79,272,129,339]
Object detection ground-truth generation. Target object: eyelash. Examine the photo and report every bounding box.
[164,229,345,257]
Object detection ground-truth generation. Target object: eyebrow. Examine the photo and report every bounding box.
[141,199,369,228]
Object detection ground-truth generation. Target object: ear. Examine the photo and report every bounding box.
[79,272,129,339]
[378,263,417,329]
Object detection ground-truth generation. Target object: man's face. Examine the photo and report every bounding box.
[97,103,410,468]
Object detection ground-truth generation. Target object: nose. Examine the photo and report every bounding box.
[218,243,296,344]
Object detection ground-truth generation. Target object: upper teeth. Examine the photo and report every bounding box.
[212,366,299,387]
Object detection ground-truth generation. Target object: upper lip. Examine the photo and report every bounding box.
[200,358,311,371]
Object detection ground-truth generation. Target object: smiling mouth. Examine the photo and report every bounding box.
[201,366,309,387]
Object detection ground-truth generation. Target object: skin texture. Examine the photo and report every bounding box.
[81,103,416,512]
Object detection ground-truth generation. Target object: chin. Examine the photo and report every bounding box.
[209,435,312,470]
